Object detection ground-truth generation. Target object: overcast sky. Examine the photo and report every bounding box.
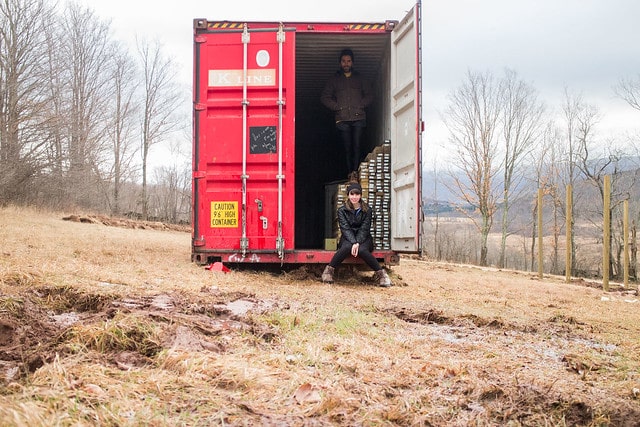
[77,0,640,166]
[423,0,640,165]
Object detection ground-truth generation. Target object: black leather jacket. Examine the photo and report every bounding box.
[337,202,374,250]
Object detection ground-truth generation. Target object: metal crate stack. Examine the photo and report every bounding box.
[327,142,391,250]
[334,185,346,241]
[359,142,391,249]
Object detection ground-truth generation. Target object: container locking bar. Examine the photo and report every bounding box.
[240,23,250,257]
[276,23,286,260]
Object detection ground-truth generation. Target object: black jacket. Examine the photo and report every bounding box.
[337,202,374,250]
[320,70,373,123]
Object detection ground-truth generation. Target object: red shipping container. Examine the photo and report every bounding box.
[192,3,422,265]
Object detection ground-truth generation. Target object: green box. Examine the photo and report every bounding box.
[324,238,337,251]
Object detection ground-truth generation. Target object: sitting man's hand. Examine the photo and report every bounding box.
[351,243,359,257]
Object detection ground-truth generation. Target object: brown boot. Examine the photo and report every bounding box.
[373,269,392,287]
[322,265,335,284]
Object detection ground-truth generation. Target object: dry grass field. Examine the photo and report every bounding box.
[1,206,639,426]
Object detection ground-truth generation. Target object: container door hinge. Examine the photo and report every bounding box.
[277,23,286,43]
[276,222,285,260]
[242,24,250,43]
[240,237,249,257]
[195,103,206,111]
[193,171,206,179]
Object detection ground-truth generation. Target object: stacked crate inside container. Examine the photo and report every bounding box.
[327,142,391,250]
[361,142,391,250]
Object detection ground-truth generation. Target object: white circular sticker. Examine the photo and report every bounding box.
[256,50,270,67]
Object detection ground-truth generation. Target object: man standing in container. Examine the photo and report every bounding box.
[321,48,373,179]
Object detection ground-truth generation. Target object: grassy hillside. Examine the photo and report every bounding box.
[1,206,639,426]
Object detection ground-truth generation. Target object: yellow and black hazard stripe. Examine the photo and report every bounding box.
[196,21,393,32]
[207,22,245,30]
[348,23,387,31]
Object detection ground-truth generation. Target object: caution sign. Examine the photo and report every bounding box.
[210,201,238,228]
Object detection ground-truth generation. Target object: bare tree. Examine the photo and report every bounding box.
[431,156,441,260]
[41,10,65,203]
[0,0,54,204]
[55,3,114,209]
[137,38,183,220]
[615,74,640,112]
[527,122,546,272]
[559,88,586,276]
[616,74,640,280]
[564,89,638,279]
[444,70,501,266]
[150,138,191,223]
[423,154,443,260]
[1,1,187,219]
[106,48,139,215]
[538,123,567,274]
[578,144,633,280]
[497,69,545,268]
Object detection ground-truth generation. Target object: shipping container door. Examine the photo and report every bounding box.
[193,24,295,258]
[390,2,422,252]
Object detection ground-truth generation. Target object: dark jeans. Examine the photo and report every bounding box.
[329,238,381,271]
[336,119,366,173]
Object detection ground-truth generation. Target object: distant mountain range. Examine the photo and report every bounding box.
[421,157,640,216]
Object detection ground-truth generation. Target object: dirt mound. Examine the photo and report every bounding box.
[62,214,190,232]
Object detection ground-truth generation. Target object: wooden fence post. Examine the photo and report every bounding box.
[566,184,572,283]
[538,188,543,279]
[603,175,610,291]
[624,199,629,288]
